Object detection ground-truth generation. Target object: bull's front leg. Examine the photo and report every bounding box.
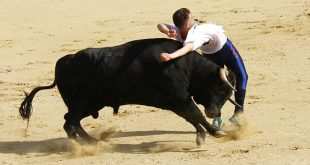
[199,115,227,138]
[172,100,209,146]
[188,103,226,138]
[172,100,226,146]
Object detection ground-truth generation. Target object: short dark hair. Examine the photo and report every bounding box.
[172,8,191,28]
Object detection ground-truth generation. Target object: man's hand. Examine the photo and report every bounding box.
[167,29,177,38]
[159,43,193,62]
[157,24,177,39]
[160,53,172,62]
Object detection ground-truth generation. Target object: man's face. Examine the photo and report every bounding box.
[179,14,194,40]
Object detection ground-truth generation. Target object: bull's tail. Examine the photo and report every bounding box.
[19,80,56,121]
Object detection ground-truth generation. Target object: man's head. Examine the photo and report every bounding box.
[173,8,194,40]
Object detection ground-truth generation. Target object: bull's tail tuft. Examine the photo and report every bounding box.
[19,91,32,120]
[19,80,56,120]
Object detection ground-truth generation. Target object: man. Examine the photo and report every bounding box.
[157,8,248,127]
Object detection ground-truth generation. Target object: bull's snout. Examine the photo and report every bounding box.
[205,109,221,118]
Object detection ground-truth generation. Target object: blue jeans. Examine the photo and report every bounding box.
[204,39,248,112]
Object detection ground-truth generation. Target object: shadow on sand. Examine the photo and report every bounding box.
[0,130,205,155]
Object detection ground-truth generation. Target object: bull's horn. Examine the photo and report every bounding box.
[228,98,243,109]
[219,68,237,92]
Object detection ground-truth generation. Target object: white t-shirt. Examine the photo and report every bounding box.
[184,23,227,54]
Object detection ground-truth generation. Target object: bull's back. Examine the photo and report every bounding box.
[54,38,190,107]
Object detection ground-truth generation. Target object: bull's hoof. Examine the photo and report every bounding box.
[76,136,98,145]
[87,138,98,144]
[195,132,206,146]
[91,112,99,119]
[213,130,227,138]
[207,125,227,138]
[113,106,119,115]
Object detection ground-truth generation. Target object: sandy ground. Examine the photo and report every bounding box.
[1,0,310,164]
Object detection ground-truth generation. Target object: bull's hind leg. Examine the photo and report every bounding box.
[113,105,120,116]
[63,111,97,144]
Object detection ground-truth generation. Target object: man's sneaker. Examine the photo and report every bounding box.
[212,117,223,129]
[229,113,242,127]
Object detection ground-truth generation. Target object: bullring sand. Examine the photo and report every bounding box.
[1,0,310,164]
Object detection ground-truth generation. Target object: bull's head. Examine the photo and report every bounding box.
[193,68,239,119]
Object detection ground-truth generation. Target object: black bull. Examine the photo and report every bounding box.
[19,38,236,146]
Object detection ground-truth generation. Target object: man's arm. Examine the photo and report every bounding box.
[160,43,194,62]
[157,24,177,38]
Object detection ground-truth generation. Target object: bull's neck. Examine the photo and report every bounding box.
[189,56,220,94]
